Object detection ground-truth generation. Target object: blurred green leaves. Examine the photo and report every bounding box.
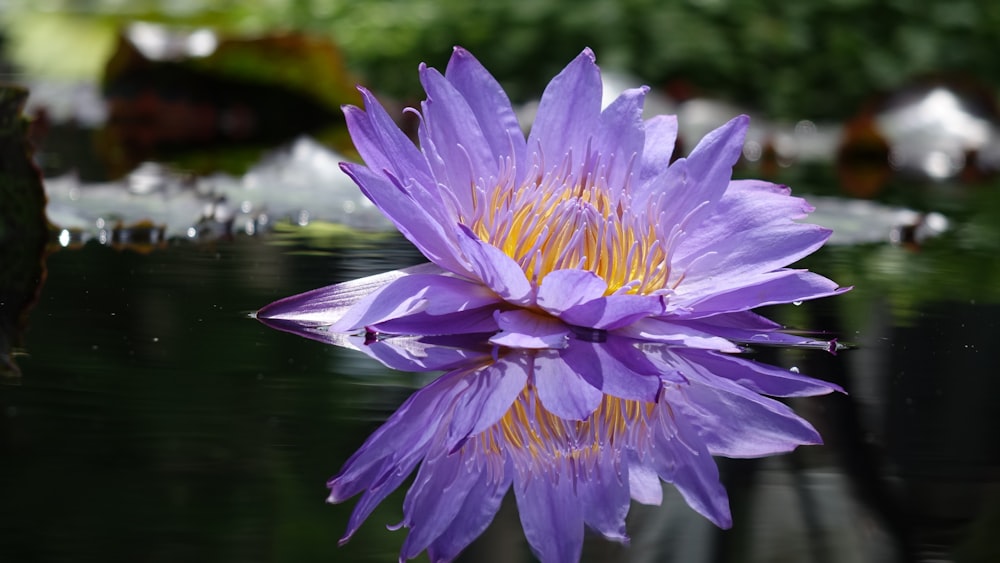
[6,0,1000,119]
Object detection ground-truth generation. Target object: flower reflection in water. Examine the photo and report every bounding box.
[256,46,848,563]
[258,319,840,563]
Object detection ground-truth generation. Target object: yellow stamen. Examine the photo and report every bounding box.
[471,383,657,476]
[469,151,671,295]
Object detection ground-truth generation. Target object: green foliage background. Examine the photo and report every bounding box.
[5,0,1000,119]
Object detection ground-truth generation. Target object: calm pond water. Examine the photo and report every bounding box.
[2,14,1000,560]
[2,204,999,562]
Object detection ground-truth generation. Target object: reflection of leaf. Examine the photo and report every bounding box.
[0,85,49,377]
[801,186,1000,324]
[805,196,948,246]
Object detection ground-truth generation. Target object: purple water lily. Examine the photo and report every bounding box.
[254,46,850,563]
[316,333,840,563]
[256,47,846,346]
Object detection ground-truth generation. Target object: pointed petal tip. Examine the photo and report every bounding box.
[326,487,342,504]
[726,114,751,137]
[340,102,361,116]
[819,378,846,395]
[815,224,834,241]
[707,502,734,529]
[254,301,280,321]
[600,530,630,545]
[698,114,750,149]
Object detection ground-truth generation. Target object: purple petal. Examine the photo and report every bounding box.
[647,398,732,528]
[595,86,648,193]
[252,317,345,347]
[688,310,781,330]
[560,338,663,402]
[327,370,467,541]
[400,449,480,559]
[341,163,468,273]
[371,306,502,336]
[426,459,511,562]
[558,293,666,330]
[533,349,603,420]
[418,64,498,211]
[619,318,741,352]
[578,450,630,543]
[256,314,497,352]
[675,383,823,458]
[515,469,585,563]
[673,222,831,287]
[256,263,442,324]
[361,336,493,373]
[328,368,467,501]
[331,272,502,332]
[679,311,838,349]
[526,48,602,173]
[455,224,534,305]
[342,88,434,189]
[338,465,417,545]
[638,114,678,184]
[444,47,526,181]
[654,346,828,455]
[535,269,608,316]
[668,179,841,306]
[445,354,529,448]
[489,309,571,349]
[627,458,663,505]
[672,269,848,318]
[673,187,833,285]
[642,115,749,232]
[681,347,843,397]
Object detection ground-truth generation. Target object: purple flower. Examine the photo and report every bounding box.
[253,46,851,563]
[321,333,840,563]
[257,47,847,346]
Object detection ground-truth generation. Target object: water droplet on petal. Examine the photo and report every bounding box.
[793,300,803,306]
[789,366,800,373]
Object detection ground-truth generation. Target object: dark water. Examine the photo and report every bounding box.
[2,217,1000,562]
[0,236,429,563]
[4,6,1000,561]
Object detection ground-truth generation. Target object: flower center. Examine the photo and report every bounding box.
[469,151,671,295]
[469,382,656,480]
